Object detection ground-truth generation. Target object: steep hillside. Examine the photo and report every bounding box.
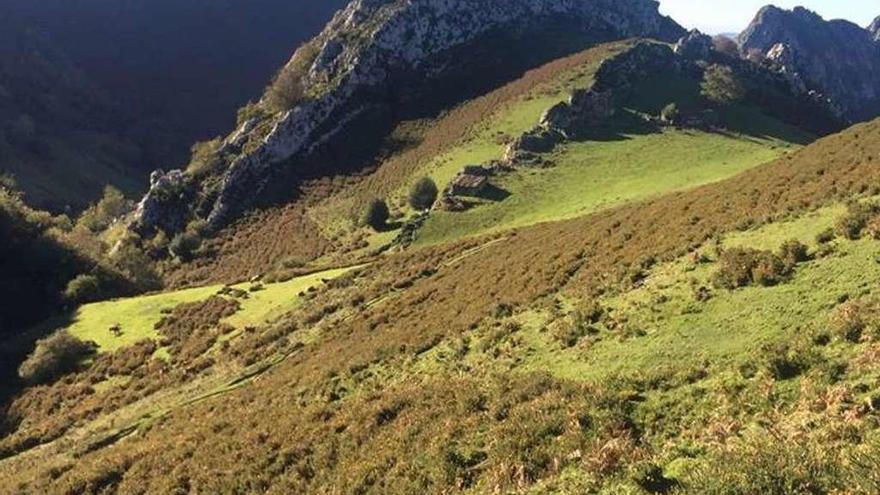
[0,14,146,211]
[8,0,348,171]
[131,0,684,236]
[871,16,880,41]
[3,113,880,493]
[1,0,346,211]
[739,6,880,122]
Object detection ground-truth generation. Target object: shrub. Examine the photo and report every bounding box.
[264,41,320,113]
[186,138,224,177]
[834,201,880,240]
[76,186,132,233]
[409,177,439,211]
[63,274,103,304]
[816,228,836,244]
[778,239,810,268]
[169,231,202,261]
[362,198,390,231]
[701,64,745,105]
[18,331,96,384]
[829,296,880,342]
[660,103,679,124]
[712,247,790,289]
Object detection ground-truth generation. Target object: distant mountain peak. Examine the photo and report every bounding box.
[739,5,880,122]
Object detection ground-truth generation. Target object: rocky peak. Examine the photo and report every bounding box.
[131,0,684,234]
[739,5,880,122]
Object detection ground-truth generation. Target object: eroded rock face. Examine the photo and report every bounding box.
[132,0,684,233]
[739,6,880,122]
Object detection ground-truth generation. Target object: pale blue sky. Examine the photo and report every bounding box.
[658,0,878,35]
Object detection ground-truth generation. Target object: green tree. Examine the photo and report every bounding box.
[409,177,439,211]
[63,274,103,304]
[363,198,390,231]
[701,64,745,105]
[77,186,132,232]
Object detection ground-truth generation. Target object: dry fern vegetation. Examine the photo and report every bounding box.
[4,37,880,493]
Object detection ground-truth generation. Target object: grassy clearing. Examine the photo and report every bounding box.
[417,125,797,246]
[67,266,356,352]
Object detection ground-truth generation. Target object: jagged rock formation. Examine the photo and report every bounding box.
[739,6,880,122]
[870,17,880,41]
[132,0,684,235]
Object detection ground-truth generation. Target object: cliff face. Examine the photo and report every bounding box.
[738,6,880,123]
[133,0,683,233]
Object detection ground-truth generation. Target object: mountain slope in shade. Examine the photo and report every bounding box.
[738,6,880,122]
[0,14,146,211]
[3,0,348,210]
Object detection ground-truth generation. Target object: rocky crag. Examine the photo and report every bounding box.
[739,6,880,123]
[132,0,684,235]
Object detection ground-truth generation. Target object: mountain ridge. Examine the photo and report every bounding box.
[131,0,684,235]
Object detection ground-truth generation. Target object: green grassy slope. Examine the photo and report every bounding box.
[417,74,811,246]
[67,266,355,352]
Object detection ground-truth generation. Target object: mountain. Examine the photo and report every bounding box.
[7,2,880,493]
[3,0,348,211]
[871,16,880,41]
[131,0,684,235]
[739,6,880,122]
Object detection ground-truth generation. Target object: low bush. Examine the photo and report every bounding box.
[169,231,202,262]
[62,274,103,304]
[778,239,810,267]
[264,41,320,113]
[835,201,880,240]
[712,247,791,289]
[18,331,96,384]
[829,296,880,342]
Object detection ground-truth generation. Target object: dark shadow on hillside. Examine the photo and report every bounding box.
[573,111,661,143]
[480,184,512,202]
